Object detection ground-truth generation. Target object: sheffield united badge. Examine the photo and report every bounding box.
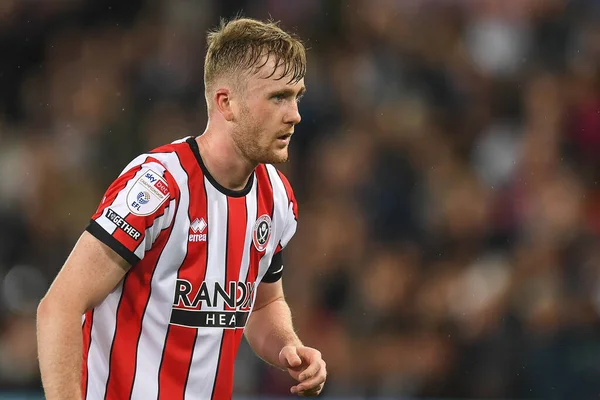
[252,214,272,252]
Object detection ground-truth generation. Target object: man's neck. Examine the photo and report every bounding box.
[195,129,257,192]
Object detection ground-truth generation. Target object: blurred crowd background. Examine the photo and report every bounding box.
[0,0,599,399]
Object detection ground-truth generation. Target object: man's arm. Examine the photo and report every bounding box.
[244,279,326,396]
[36,231,130,400]
[244,279,302,367]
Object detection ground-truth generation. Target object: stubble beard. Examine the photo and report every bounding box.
[232,107,289,165]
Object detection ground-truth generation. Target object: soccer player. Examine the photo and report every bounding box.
[37,17,327,399]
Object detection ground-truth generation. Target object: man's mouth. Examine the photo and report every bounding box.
[277,133,292,141]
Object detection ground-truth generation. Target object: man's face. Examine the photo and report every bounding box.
[231,58,305,164]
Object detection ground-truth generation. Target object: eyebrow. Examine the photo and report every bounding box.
[270,87,307,97]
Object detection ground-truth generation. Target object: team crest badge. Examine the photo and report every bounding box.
[252,214,272,252]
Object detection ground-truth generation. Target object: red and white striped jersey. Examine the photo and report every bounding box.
[82,136,298,400]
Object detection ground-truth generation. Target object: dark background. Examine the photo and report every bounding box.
[0,0,599,399]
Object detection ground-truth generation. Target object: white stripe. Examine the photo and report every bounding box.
[267,166,297,249]
[85,282,124,399]
[119,154,150,177]
[184,177,229,399]
[95,214,118,236]
[129,152,190,400]
[239,178,258,283]
[281,204,298,248]
[203,179,228,307]
[265,165,287,240]
[133,198,177,259]
[171,136,191,144]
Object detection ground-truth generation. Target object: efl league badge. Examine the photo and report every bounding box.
[127,169,169,216]
[137,191,151,205]
[252,214,271,252]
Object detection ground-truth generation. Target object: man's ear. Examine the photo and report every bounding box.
[214,88,234,121]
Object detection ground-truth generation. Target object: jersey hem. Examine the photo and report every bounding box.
[261,250,284,283]
[86,220,141,265]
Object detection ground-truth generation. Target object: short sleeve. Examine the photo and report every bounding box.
[279,194,298,250]
[262,170,298,283]
[262,251,284,283]
[86,156,179,265]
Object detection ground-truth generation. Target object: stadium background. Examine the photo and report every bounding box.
[0,0,600,399]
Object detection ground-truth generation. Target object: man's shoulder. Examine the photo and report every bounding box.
[132,136,194,172]
[147,136,192,157]
[260,163,289,183]
[120,137,193,187]
[261,164,296,199]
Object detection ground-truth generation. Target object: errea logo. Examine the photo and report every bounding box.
[189,218,207,242]
[191,218,207,233]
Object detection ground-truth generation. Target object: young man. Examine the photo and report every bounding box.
[37,17,327,399]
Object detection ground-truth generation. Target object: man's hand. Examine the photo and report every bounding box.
[279,345,327,397]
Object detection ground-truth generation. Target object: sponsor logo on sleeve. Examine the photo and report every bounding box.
[127,169,169,216]
[154,179,169,196]
[105,208,142,240]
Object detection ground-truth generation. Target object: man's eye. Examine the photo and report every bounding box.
[272,94,285,101]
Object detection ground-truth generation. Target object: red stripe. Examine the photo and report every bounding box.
[157,146,206,400]
[102,219,176,399]
[81,310,94,398]
[211,196,248,399]
[110,213,144,252]
[220,165,275,398]
[145,156,168,169]
[276,169,297,220]
[110,190,173,254]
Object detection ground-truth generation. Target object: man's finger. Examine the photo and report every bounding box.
[293,371,326,393]
[298,358,322,381]
[280,346,302,368]
[287,352,302,367]
[297,383,324,397]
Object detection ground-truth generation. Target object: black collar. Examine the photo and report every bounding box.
[187,137,254,198]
